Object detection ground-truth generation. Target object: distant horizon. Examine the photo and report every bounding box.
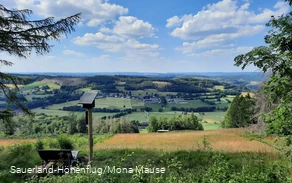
[8,71,263,74]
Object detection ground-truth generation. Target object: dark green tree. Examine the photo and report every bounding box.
[67,112,78,135]
[0,5,81,117]
[160,96,167,106]
[221,95,255,128]
[147,116,159,132]
[0,110,16,135]
[77,115,88,133]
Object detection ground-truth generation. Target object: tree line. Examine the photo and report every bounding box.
[147,113,203,132]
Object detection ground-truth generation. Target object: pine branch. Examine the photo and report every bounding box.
[0,5,81,58]
[0,5,81,116]
[0,59,13,66]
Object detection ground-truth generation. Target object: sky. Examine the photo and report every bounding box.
[1,0,291,73]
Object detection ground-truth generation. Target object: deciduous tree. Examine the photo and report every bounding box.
[234,0,292,143]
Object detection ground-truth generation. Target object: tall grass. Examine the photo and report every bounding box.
[94,129,277,153]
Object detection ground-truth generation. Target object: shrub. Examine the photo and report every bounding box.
[0,146,4,152]
[35,139,44,150]
[0,143,42,171]
[57,136,74,149]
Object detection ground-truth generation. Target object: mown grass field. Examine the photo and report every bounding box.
[94,98,132,109]
[214,85,224,90]
[94,128,276,153]
[76,87,99,93]
[143,99,213,112]
[33,108,118,119]
[127,111,224,123]
[20,81,60,91]
[46,100,81,110]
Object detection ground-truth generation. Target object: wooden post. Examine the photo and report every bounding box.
[88,108,93,165]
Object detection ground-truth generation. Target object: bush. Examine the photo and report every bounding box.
[35,139,44,150]
[57,136,74,149]
[46,139,60,149]
[0,146,4,152]
[0,143,42,171]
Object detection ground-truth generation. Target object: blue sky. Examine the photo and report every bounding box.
[1,0,290,73]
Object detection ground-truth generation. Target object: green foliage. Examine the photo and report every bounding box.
[0,5,81,116]
[35,139,44,150]
[95,117,139,134]
[221,95,255,128]
[0,113,17,135]
[0,145,4,152]
[147,116,159,132]
[148,113,203,132]
[77,115,87,133]
[67,112,78,135]
[57,135,74,149]
[234,1,292,151]
[0,143,42,171]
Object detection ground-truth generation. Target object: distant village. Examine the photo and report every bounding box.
[96,93,186,104]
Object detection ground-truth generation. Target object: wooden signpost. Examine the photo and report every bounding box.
[78,92,98,165]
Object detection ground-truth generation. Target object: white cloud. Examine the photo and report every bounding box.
[14,0,128,26]
[100,27,112,34]
[177,25,264,53]
[191,46,254,57]
[73,32,159,59]
[167,0,289,54]
[63,49,84,57]
[112,16,156,39]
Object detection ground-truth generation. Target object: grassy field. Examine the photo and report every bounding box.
[201,112,225,122]
[33,109,76,116]
[25,94,54,101]
[94,98,132,109]
[46,98,134,110]
[20,81,60,91]
[0,139,37,147]
[76,87,99,93]
[94,128,276,153]
[214,85,225,90]
[0,129,275,153]
[46,100,81,110]
[144,99,212,112]
[152,81,171,88]
[33,108,118,119]
[203,123,221,130]
[130,99,144,107]
[127,111,223,129]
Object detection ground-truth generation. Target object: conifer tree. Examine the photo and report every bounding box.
[0,5,81,117]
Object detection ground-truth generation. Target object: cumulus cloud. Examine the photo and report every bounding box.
[167,0,289,54]
[4,0,159,61]
[73,32,159,58]
[113,16,156,39]
[14,0,128,26]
